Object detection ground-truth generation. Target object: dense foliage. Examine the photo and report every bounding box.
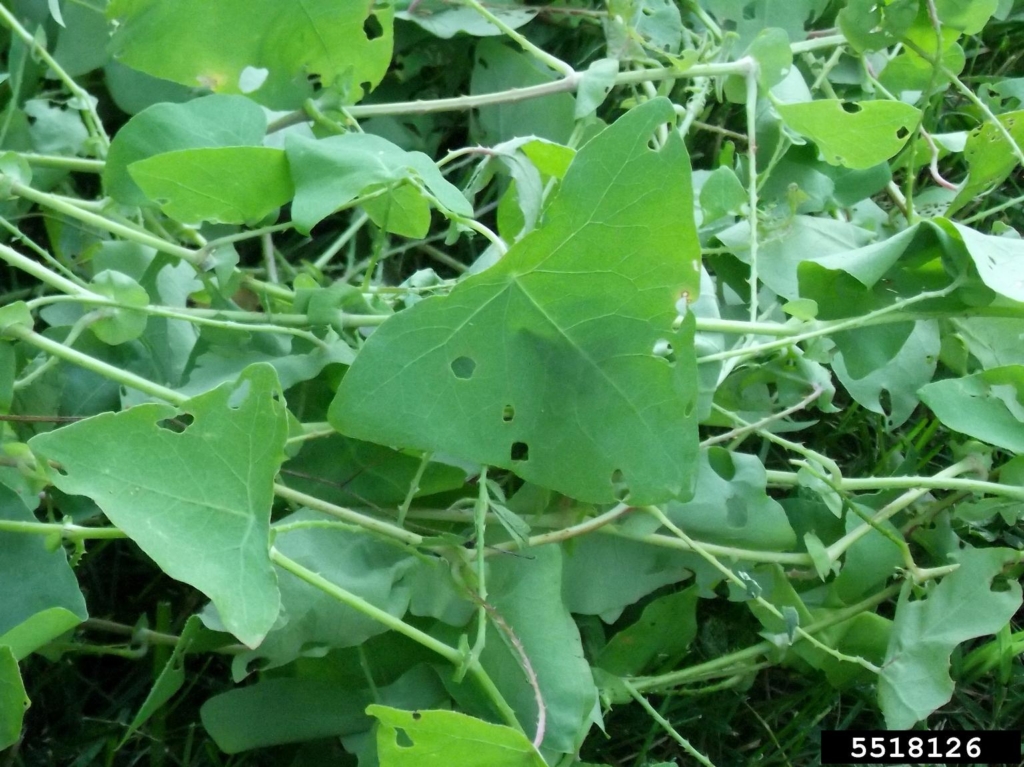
[1,0,1024,764]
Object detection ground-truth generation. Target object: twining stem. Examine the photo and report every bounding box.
[0,4,109,152]
[6,179,203,265]
[620,679,717,767]
[273,483,423,546]
[462,0,574,76]
[631,583,900,692]
[765,469,1024,501]
[743,58,760,324]
[0,243,96,298]
[470,469,489,665]
[645,506,881,673]
[269,548,523,733]
[0,518,127,540]
[701,385,821,447]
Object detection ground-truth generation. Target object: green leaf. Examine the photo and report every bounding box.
[119,616,203,746]
[0,485,88,659]
[396,0,537,38]
[370,704,547,767]
[878,547,1022,728]
[53,0,111,76]
[29,365,286,648]
[724,28,793,102]
[934,0,998,33]
[362,182,433,239]
[107,0,394,109]
[128,147,294,225]
[477,545,598,754]
[948,111,1024,215]
[0,301,33,337]
[699,166,747,225]
[918,365,1024,452]
[665,448,797,551]
[286,132,472,235]
[90,269,149,345]
[575,59,619,119]
[596,586,699,676]
[330,99,701,505]
[777,100,920,170]
[0,646,28,750]
[838,0,919,52]
[105,94,268,207]
[471,40,576,146]
[204,666,446,753]
[832,321,940,428]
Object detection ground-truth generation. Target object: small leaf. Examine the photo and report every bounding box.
[128,147,294,225]
[699,166,747,225]
[777,100,921,170]
[369,704,547,766]
[0,302,33,337]
[0,647,29,750]
[919,365,1024,453]
[90,270,149,345]
[596,586,699,675]
[575,58,618,119]
[396,0,537,38]
[29,365,286,647]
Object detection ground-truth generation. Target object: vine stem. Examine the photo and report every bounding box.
[766,469,1024,501]
[620,679,717,767]
[631,583,900,693]
[0,242,98,298]
[11,153,105,172]
[462,0,574,76]
[0,518,127,540]
[645,506,881,674]
[269,548,524,734]
[0,4,109,153]
[743,57,760,324]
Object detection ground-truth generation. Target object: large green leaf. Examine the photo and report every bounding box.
[918,365,1024,452]
[477,545,598,754]
[107,0,394,109]
[878,547,1022,728]
[0,485,88,659]
[370,704,547,767]
[595,586,699,676]
[29,365,286,648]
[105,94,268,207]
[286,132,472,234]
[777,100,920,170]
[0,646,28,750]
[128,147,294,225]
[330,99,701,505]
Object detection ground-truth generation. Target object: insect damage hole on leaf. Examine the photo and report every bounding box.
[511,441,529,461]
[450,356,476,380]
[156,413,195,433]
[363,14,384,40]
[502,404,515,422]
[395,728,414,748]
[611,469,628,501]
[653,339,676,365]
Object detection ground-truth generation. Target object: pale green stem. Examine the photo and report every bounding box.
[712,402,843,482]
[455,215,508,255]
[489,503,632,553]
[685,0,722,40]
[273,483,423,546]
[0,241,97,297]
[0,214,85,287]
[0,518,127,540]
[470,468,489,665]
[744,58,760,324]
[961,191,1024,225]
[397,452,432,528]
[314,212,370,270]
[284,422,336,446]
[4,325,187,405]
[6,180,202,265]
[603,525,812,565]
[701,385,821,448]
[824,459,979,562]
[765,469,1024,501]
[631,583,900,693]
[199,222,294,255]
[269,547,523,732]
[698,281,960,364]
[620,679,717,767]
[0,4,110,152]
[13,153,104,172]
[645,506,881,673]
[462,0,574,76]
[14,311,99,389]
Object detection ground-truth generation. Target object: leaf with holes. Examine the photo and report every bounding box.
[370,704,547,767]
[330,99,701,505]
[28,364,286,647]
[777,100,920,170]
[878,546,1022,728]
[107,0,394,109]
